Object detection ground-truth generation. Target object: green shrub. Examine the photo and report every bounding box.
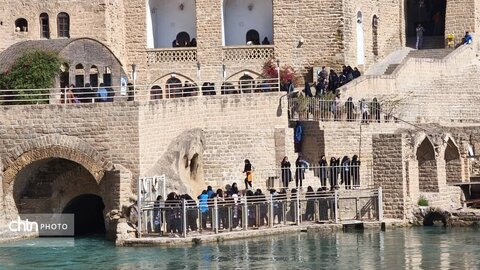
[0,50,63,104]
[418,196,429,206]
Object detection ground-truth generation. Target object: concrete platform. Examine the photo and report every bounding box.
[121,221,389,247]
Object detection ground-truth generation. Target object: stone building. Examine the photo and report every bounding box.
[0,0,477,91]
[1,0,480,240]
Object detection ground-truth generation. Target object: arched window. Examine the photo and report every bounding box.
[416,138,439,192]
[223,0,273,46]
[75,64,84,88]
[372,15,379,56]
[246,29,260,45]
[166,77,182,98]
[40,13,49,38]
[89,65,99,87]
[147,0,196,48]
[15,18,28,32]
[150,85,163,100]
[239,74,254,93]
[57,12,70,38]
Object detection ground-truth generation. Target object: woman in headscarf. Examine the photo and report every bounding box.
[305,186,315,221]
[281,156,293,188]
[318,155,328,189]
[341,156,351,189]
[329,157,338,190]
[243,159,254,190]
[351,155,361,188]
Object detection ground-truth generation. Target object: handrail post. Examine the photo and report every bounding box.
[214,197,219,234]
[378,187,383,222]
[296,191,301,225]
[137,177,142,238]
[334,189,339,223]
[243,196,248,231]
[63,87,67,105]
[269,194,274,228]
[182,199,187,238]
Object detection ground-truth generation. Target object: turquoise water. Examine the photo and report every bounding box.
[0,227,479,269]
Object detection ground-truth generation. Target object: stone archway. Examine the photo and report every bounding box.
[1,135,114,228]
[63,194,106,235]
[416,137,439,192]
[445,138,462,185]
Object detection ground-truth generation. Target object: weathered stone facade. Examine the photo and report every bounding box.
[0,93,290,233]
[1,0,478,90]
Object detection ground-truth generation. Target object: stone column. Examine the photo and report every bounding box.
[372,134,406,219]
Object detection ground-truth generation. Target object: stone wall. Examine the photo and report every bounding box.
[372,134,406,219]
[138,92,292,195]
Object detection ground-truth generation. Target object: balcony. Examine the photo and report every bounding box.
[222,45,274,62]
[146,48,197,64]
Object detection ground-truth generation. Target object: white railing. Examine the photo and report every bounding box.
[288,96,391,123]
[137,187,383,238]
[0,78,281,105]
[147,48,197,63]
[223,45,275,62]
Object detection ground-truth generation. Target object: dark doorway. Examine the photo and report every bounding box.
[406,0,446,38]
[63,194,106,236]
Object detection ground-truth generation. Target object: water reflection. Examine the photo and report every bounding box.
[0,227,479,269]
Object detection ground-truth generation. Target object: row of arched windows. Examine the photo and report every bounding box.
[15,12,70,39]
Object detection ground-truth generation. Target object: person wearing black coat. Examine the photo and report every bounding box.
[351,155,361,188]
[329,157,338,190]
[318,155,328,188]
[281,156,292,188]
[341,156,352,189]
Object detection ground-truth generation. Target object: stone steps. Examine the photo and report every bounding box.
[406,35,446,49]
[407,48,454,59]
[384,64,400,75]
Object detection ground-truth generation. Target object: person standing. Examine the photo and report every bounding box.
[318,155,328,188]
[416,24,425,49]
[351,155,361,188]
[329,157,338,190]
[341,156,352,189]
[198,190,209,229]
[305,186,315,221]
[281,156,292,188]
[243,159,254,190]
[294,121,303,153]
[295,156,310,188]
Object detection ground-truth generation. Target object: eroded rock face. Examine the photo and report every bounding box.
[146,129,205,197]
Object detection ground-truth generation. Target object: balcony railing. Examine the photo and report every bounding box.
[223,45,275,62]
[147,48,197,63]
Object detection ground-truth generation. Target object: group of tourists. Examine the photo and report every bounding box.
[63,83,114,103]
[312,65,361,96]
[280,155,361,191]
[154,183,338,236]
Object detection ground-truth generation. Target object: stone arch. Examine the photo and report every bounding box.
[223,0,273,46]
[444,137,462,185]
[2,134,113,190]
[416,136,439,192]
[147,0,196,48]
[14,18,28,32]
[226,69,263,81]
[149,72,196,88]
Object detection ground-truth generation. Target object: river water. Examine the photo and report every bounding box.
[0,227,479,269]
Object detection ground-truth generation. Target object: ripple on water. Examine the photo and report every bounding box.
[0,227,479,269]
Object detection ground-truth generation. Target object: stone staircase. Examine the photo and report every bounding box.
[365,48,412,76]
[407,48,454,59]
[406,35,446,49]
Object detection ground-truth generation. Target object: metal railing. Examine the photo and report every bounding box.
[137,187,383,238]
[288,97,390,123]
[0,78,281,105]
[209,164,373,191]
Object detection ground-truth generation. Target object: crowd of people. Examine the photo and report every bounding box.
[280,155,361,191]
[151,183,337,236]
[63,83,116,103]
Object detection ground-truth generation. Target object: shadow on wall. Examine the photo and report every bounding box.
[146,129,205,196]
